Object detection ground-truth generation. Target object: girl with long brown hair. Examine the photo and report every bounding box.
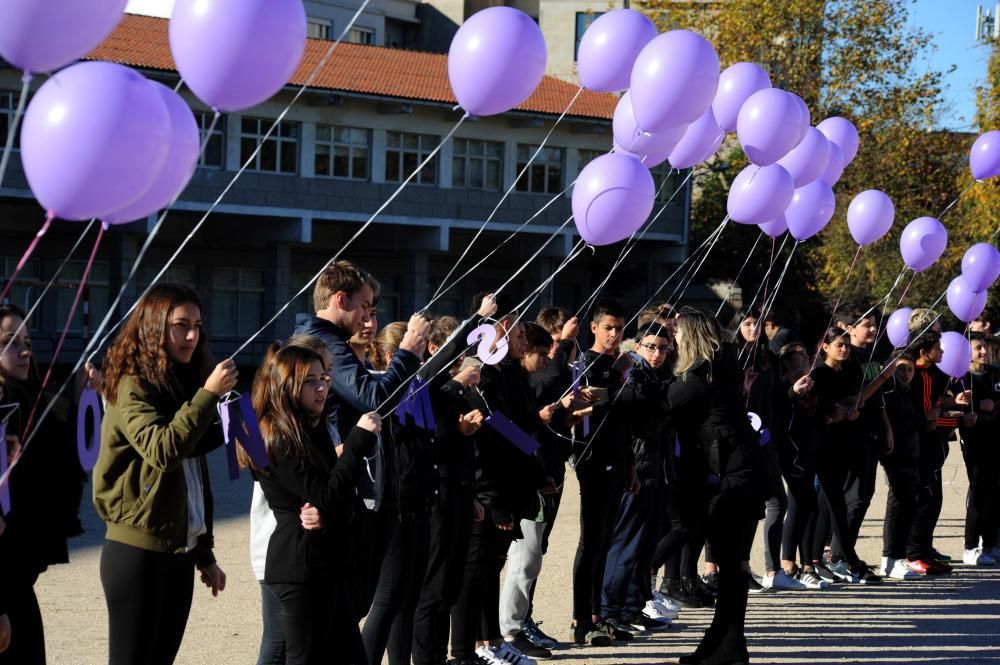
[248,343,381,665]
[93,284,238,665]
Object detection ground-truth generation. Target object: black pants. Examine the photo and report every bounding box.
[351,504,398,619]
[833,435,879,561]
[362,510,430,665]
[881,460,920,560]
[572,465,625,622]
[412,484,473,665]
[451,517,513,660]
[256,580,285,665]
[963,449,1000,550]
[100,540,195,665]
[270,580,364,665]
[0,572,43,665]
[751,444,787,571]
[703,509,752,647]
[912,436,948,557]
[812,444,860,566]
[652,481,709,573]
[780,450,818,567]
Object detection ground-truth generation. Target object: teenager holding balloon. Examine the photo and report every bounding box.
[93,285,237,665]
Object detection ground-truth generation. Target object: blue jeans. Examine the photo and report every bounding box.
[256,581,285,665]
[601,486,659,618]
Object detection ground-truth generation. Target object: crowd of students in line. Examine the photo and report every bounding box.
[0,259,997,665]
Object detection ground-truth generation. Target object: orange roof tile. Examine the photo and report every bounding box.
[86,14,616,120]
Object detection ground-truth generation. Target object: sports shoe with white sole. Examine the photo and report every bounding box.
[521,619,558,650]
[962,547,997,566]
[650,589,683,613]
[643,599,679,621]
[826,560,855,583]
[887,559,922,580]
[797,569,829,589]
[763,570,808,590]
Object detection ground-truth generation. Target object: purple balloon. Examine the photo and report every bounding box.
[788,93,811,144]
[0,0,127,73]
[961,242,1000,292]
[573,153,655,246]
[727,164,794,225]
[171,0,306,112]
[712,62,771,133]
[20,62,171,221]
[736,89,807,166]
[577,9,657,93]
[900,216,948,272]
[630,30,720,132]
[817,117,859,165]
[613,92,687,162]
[613,141,669,168]
[947,275,988,324]
[847,189,895,246]
[784,180,836,241]
[758,216,788,238]
[970,130,1000,181]
[102,83,201,225]
[668,108,724,169]
[886,307,913,348]
[819,142,845,186]
[937,331,972,379]
[777,127,832,187]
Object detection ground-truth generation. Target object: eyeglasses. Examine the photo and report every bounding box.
[639,343,671,353]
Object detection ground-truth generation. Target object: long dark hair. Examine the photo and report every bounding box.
[100,284,213,404]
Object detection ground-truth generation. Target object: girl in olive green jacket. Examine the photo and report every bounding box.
[93,284,238,665]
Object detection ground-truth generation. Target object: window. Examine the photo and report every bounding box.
[240,117,299,174]
[576,149,603,176]
[315,125,369,180]
[0,90,21,151]
[1,257,40,327]
[195,111,225,169]
[515,145,564,194]
[452,138,503,191]
[348,27,375,45]
[650,163,688,203]
[385,132,438,185]
[307,18,331,40]
[211,268,264,337]
[55,261,109,334]
[575,12,604,61]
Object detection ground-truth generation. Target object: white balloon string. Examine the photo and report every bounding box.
[1,219,96,356]
[738,235,789,344]
[0,212,53,305]
[429,85,586,305]
[937,180,977,221]
[748,240,799,370]
[666,216,729,308]
[505,239,590,334]
[0,73,31,189]
[229,112,469,361]
[808,244,864,372]
[493,215,574,298]
[715,231,765,318]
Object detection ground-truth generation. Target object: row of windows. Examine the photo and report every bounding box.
[307,17,374,45]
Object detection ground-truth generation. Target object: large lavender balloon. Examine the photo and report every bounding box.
[900,217,947,272]
[947,275,987,323]
[961,243,1000,292]
[736,89,808,166]
[727,164,794,225]
[970,131,1000,181]
[577,9,657,93]
[573,153,655,246]
[712,62,771,133]
[937,331,972,379]
[630,30,720,132]
[846,190,894,246]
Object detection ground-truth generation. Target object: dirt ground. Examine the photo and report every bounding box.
[37,445,1000,664]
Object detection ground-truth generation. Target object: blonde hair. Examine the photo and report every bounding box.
[673,309,722,380]
[371,322,407,371]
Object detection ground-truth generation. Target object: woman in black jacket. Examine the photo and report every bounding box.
[246,344,381,665]
[668,309,763,665]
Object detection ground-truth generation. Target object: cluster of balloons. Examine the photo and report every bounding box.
[6,0,307,225]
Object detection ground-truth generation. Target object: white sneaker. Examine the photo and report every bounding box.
[763,570,807,590]
[650,589,682,613]
[643,599,679,621]
[888,559,922,579]
[963,548,997,566]
[827,560,855,583]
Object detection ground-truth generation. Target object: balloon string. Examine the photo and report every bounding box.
[229,112,469,361]
[751,241,799,370]
[1,220,96,357]
[937,180,977,221]
[667,216,729,308]
[716,231,765,318]
[738,235,789,349]
[493,214,574,298]
[0,73,31,190]
[745,236,779,371]
[808,244,863,372]
[429,84,586,305]
[3,222,107,494]
[0,212,54,305]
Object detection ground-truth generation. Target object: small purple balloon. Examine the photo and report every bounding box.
[577,9,657,93]
[630,30,721,132]
[727,164,794,225]
[947,275,988,324]
[573,153,655,246]
[819,142,845,186]
[171,0,307,112]
[0,0,127,73]
[886,307,913,348]
[668,108,724,169]
[784,180,836,241]
[961,242,1000,292]
[970,131,1000,181]
[613,92,687,162]
[846,189,895,246]
[20,62,171,220]
[900,216,948,272]
[613,141,670,168]
[777,127,832,187]
[817,117,859,165]
[712,62,772,133]
[937,331,972,379]
[758,216,788,238]
[736,89,807,166]
[102,82,201,225]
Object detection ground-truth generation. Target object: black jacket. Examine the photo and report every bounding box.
[574,350,629,472]
[527,339,576,484]
[616,352,672,486]
[259,424,376,584]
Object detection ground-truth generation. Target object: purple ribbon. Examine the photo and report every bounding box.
[397,376,437,431]
[485,411,540,455]
[76,388,102,473]
[0,423,9,514]
[217,394,269,481]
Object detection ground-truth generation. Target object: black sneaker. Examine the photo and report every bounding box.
[509,632,552,659]
[622,612,670,632]
[694,574,718,598]
[851,562,883,585]
[570,622,613,647]
[680,577,715,608]
[813,562,839,584]
[596,617,634,641]
[701,570,720,594]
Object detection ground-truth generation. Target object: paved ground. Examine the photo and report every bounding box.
[38,445,1000,664]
